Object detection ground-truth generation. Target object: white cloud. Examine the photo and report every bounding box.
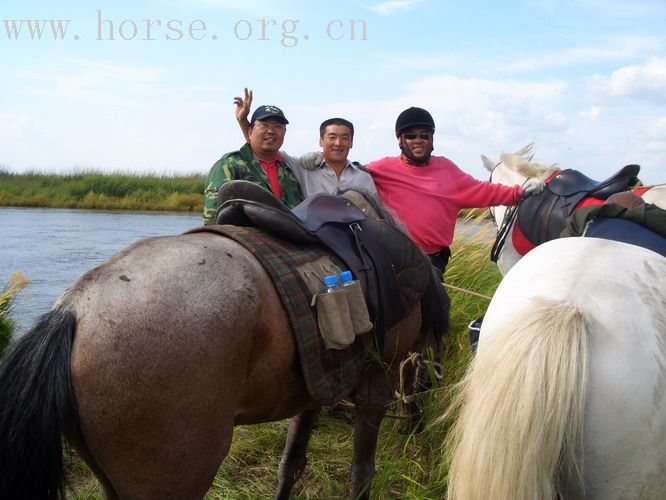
[361,0,424,16]
[402,75,569,133]
[507,36,663,72]
[580,106,602,119]
[269,74,571,179]
[283,71,664,184]
[15,54,164,107]
[0,114,30,137]
[589,58,666,101]
[644,116,666,139]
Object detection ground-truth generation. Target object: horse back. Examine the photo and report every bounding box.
[63,232,308,497]
[483,238,666,498]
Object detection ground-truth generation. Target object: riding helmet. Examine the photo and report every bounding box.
[395,107,435,136]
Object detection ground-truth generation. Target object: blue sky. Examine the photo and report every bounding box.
[1,0,666,184]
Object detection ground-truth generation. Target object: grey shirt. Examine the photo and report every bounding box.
[283,153,378,198]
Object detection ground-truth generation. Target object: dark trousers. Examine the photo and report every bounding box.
[428,247,451,278]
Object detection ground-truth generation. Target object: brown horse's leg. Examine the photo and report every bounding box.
[350,403,387,500]
[274,408,320,500]
[69,441,120,500]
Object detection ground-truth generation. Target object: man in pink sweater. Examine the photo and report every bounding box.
[365,107,544,275]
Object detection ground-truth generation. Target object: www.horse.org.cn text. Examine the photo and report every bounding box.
[1,10,369,47]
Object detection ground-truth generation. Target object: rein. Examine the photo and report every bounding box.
[490,204,518,263]
[488,163,522,263]
[488,167,559,263]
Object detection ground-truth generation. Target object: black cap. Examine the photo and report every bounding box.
[250,105,289,125]
[395,107,435,136]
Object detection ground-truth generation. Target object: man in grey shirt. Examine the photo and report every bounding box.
[291,117,377,197]
[234,89,378,198]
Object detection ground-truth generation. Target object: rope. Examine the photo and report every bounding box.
[394,351,444,405]
[326,353,446,421]
[442,282,493,301]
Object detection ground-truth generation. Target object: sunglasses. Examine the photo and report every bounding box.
[402,132,430,140]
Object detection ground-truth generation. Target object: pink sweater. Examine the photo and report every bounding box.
[366,155,523,254]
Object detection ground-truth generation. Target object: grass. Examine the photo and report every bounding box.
[3,211,499,499]
[0,170,205,212]
[0,272,30,357]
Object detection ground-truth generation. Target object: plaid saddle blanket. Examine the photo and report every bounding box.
[187,224,373,405]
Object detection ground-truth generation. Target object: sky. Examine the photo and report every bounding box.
[1,0,666,184]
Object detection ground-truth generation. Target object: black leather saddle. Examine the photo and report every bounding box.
[517,165,641,245]
[214,180,432,353]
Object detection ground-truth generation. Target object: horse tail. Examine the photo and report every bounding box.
[446,297,588,500]
[0,308,80,500]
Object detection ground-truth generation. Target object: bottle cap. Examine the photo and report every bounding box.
[323,275,338,287]
[340,270,353,283]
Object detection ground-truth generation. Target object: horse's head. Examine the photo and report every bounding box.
[482,143,556,230]
[482,144,557,274]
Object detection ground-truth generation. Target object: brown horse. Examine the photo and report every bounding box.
[0,193,448,499]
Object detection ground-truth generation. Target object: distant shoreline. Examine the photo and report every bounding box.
[0,170,490,219]
[0,170,205,212]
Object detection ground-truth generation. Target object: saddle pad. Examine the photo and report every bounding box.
[187,224,373,406]
[585,217,666,257]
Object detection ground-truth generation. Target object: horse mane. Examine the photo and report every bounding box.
[499,143,557,180]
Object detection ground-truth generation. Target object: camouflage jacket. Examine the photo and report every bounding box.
[203,143,304,224]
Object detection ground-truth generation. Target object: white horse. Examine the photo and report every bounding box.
[445,145,666,499]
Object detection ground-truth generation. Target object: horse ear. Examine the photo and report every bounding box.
[481,154,496,172]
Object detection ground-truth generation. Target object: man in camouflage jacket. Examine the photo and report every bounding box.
[203,104,303,225]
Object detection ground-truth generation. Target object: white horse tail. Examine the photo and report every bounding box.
[446,297,588,500]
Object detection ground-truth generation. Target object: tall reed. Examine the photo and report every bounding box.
[0,272,30,357]
[0,170,205,212]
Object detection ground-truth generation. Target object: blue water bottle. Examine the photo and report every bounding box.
[323,274,340,293]
[339,270,355,288]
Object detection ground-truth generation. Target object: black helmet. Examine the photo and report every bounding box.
[395,107,435,136]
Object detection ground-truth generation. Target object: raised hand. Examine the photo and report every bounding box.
[234,87,253,141]
[234,87,253,123]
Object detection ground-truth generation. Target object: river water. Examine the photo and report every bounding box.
[0,207,203,335]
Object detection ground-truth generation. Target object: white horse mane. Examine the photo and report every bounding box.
[498,143,557,180]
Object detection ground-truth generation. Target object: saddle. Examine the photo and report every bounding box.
[215,180,431,354]
[516,164,641,246]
